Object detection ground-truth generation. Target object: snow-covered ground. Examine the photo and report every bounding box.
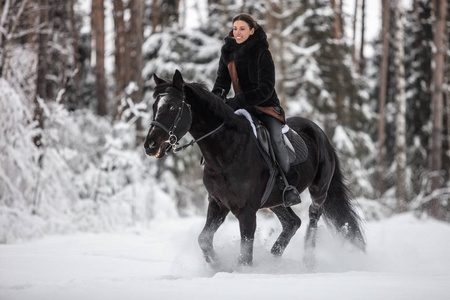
[1,212,449,300]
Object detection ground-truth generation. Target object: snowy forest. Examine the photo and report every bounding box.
[0,0,449,244]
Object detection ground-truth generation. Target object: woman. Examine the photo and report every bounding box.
[212,13,301,207]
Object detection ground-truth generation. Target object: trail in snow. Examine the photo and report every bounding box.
[1,213,449,300]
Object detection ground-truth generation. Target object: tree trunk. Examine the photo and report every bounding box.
[1,0,30,79]
[151,0,159,34]
[331,0,342,39]
[0,0,11,77]
[265,0,287,108]
[129,0,144,145]
[92,0,107,116]
[33,0,49,148]
[377,0,390,197]
[113,0,130,120]
[331,0,344,118]
[36,0,49,102]
[428,0,447,219]
[393,0,407,212]
[27,0,38,45]
[351,0,358,67]
[68,0,80,111]
[359,0,366,75]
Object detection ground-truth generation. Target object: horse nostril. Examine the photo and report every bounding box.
[145,140,156,150]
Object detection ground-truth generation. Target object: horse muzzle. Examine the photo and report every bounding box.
[144,139,170,158]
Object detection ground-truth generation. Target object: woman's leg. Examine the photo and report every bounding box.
[258,112,301,207]
[258,113,290,173]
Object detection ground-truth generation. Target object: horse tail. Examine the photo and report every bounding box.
[322,150,366,251]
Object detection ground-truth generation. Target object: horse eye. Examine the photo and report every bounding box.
[169,105,177,111]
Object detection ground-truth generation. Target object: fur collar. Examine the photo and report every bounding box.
[221,27,269,64]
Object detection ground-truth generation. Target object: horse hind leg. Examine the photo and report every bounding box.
[304,200,324,250]
[270,206,301,256]
[304,194,325,269]
[304,158,332,253]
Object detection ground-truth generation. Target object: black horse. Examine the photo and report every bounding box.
[144,70,365,266]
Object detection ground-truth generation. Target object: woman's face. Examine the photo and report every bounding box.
[233,20,254,44]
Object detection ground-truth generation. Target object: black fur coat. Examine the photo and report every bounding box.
[212,26,280,110]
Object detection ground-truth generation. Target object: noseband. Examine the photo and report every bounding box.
[150,92,225,153]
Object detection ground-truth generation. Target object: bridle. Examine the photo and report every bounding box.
[150,92,225,154]
[150,93,189,148]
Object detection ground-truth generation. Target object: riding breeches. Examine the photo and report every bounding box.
[257,113,290,174]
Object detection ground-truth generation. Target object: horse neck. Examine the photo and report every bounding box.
[182,83,253,163]
[189,109,230,145]
[188,107,251,165]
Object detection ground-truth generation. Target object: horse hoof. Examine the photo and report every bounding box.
[203,251,217,264]
[270,242,285,257]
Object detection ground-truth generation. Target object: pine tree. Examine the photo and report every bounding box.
[404,0,433,196]
[282,0,375,197]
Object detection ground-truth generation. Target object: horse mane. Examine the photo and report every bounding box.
[182,81,247,129]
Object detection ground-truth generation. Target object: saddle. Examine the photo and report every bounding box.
[235,109,308,167]
[235,110,308,206]
[254,117,308,168]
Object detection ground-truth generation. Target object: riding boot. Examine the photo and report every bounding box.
[278,165,302,207]
[258,112,302,207]
[272,135,302,207]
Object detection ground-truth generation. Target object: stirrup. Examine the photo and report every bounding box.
[283,185,301,207]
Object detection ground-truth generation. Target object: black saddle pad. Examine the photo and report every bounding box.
[252,116,308,166]
[285,129,308,165]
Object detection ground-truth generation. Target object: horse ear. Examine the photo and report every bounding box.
[173,69,184,90]
[153,74,166,85]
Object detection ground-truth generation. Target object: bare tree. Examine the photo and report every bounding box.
[377,0,390,196]
[151,0,159,33]
[351,0,365,75]
[265,0,287,107]
[359,0,366,75]
[351,0,358,67]
[113,0,130,120]
[428,0,447,219]
[0,0,11,77]
[393,0,407,212]
[33,0,49,149]
[331,0,344,117]
[331,0,342,40]
[68,0,80,110]
[129,0,144,144]
[92,0,107,116]
[0,0,30,78]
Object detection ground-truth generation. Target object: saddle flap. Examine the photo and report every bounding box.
[247,112,308,167]
[255,123,272,156]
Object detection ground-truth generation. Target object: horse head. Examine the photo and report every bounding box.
[144,70,193,158]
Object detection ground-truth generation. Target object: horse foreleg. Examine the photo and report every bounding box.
[236,209,257,266]
[198,197,229,264]
[270,206,301,256]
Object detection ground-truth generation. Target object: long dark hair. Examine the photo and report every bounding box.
[232,13,260,30]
